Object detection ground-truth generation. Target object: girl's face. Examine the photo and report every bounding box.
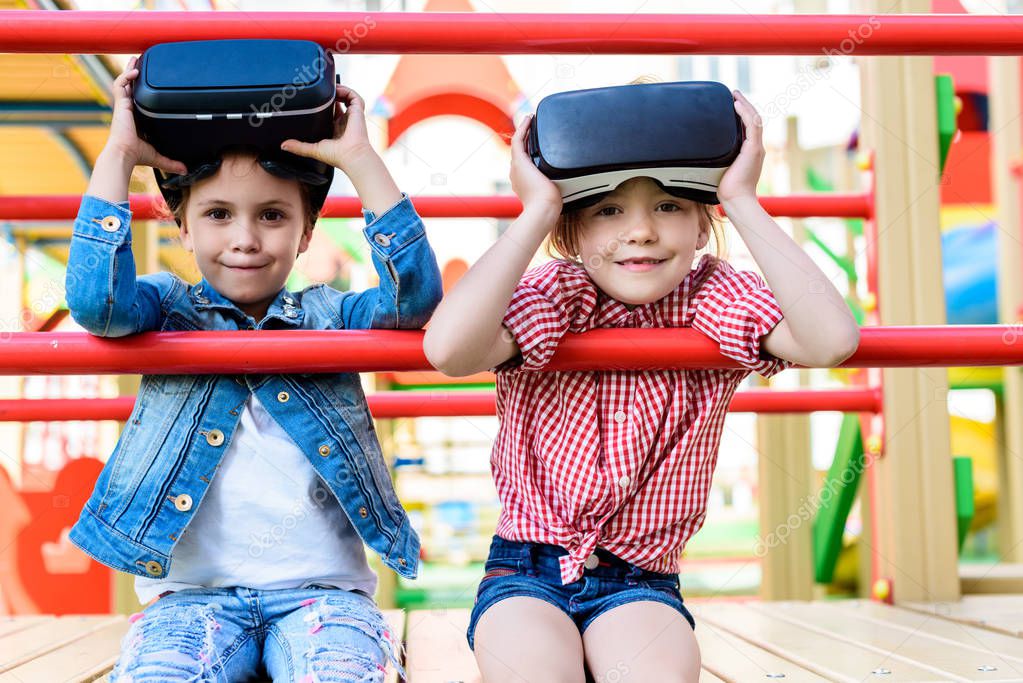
[576,177,709,306]
[179,154,312,321]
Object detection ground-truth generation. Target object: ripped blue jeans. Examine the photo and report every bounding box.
[110,586,402,682]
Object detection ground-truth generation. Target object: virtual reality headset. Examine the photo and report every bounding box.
[527,81,743,209]
[132,39,337,219]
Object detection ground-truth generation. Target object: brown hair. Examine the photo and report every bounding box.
[162,151,320,232]
[544,74,727,291]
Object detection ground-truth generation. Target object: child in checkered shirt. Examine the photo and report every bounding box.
[425,89,859,682]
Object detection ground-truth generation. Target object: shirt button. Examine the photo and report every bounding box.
[206,429,225,446]
[358,506,368,518]
[318,444,331,457]
[373,233,391,247]
[618,475,631,488]
[277,391,290,403]
[613,411,627,424]
[145,560,163,576]
[584,554,600,570]
[173,494,193,512]
[100,215,121,232]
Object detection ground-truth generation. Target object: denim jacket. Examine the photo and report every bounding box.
[65,193,442,581]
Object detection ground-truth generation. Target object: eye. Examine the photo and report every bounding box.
[205,208,230,221]
[595,205,621,217]
[262,209,286,222]
[657,202,683,212]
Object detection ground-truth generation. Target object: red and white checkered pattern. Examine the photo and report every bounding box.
[493,255,791,584]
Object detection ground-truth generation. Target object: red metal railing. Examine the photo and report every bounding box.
[0,194,873,221]
[0,327,1020,375]
[0,388,883,422]
[3,12,1023,55]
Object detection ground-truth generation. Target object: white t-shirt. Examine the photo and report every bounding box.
[135,393,378,603]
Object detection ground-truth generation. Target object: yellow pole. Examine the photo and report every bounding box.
[858,0,960,602]
[989,55,1023,563]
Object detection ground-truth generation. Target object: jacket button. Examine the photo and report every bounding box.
[100,215,121,232]
[277,391,290,403]
[318,444,331,457]
[373,233,391,247]
[206,429,225,446]
[173,494,193,512]
[358,506,368,518]
[584,554,600,570]
[398,557,407,567]
[145,560,163,576]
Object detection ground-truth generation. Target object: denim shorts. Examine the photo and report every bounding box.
[467,535,695,650]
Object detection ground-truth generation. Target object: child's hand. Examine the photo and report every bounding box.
[717,90,764,204]
[510,115,563,214]
[103,56,187,175]
[281,85,375,173]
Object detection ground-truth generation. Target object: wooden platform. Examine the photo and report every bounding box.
[3,598,1023,682]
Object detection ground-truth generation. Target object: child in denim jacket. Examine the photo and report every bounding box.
[66,56,441,682]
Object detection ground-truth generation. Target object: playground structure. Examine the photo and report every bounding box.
[3,1,1023,680]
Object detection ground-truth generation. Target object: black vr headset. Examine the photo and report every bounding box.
[132,39,337,223]
[527,81,743,210]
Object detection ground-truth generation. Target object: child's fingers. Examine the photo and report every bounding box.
[733,91,764,151]
[280,139,323,161]
[510,115,531,157]
[154,154,188,176]
[336,85,365,111]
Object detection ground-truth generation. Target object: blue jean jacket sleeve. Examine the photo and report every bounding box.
[321,193,443,330]
[66,195,170,337]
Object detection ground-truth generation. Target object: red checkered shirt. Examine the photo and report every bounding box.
[493,254,792,584]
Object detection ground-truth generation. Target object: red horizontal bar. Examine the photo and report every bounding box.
[2,12,1022,55]
[0,194,870,221]
[0,388,881,422]
[0,327,1020,375]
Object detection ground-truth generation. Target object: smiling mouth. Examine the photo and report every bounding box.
[614,257,668,271]
[223,264,269,270]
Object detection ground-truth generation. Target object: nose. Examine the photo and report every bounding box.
[229,221,260,252]
[624,211,657,245]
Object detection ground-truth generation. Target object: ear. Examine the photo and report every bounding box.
[695,221,711,250]
[296,225,313,255]
[178,220,194,253]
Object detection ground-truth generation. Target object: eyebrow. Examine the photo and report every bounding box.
[196,198,296,208]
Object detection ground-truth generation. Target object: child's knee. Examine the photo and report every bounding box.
[112,602,224,682]
[281,594,398,683]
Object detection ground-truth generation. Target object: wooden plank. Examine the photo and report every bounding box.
[904,596,1023,637]
[382,608,405,683]
[759,601,1021,680]
[699,669,727,683]
[0,615,125,672]
[830,600,1023,662]
[961,564,1023,594]
[990,54,1023,564]
[695,620,828,682]
[0,616,53,638]
[404,609,481,683]
[697,602,966,682]
[0,617,128,683]
[859,0,960,603]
